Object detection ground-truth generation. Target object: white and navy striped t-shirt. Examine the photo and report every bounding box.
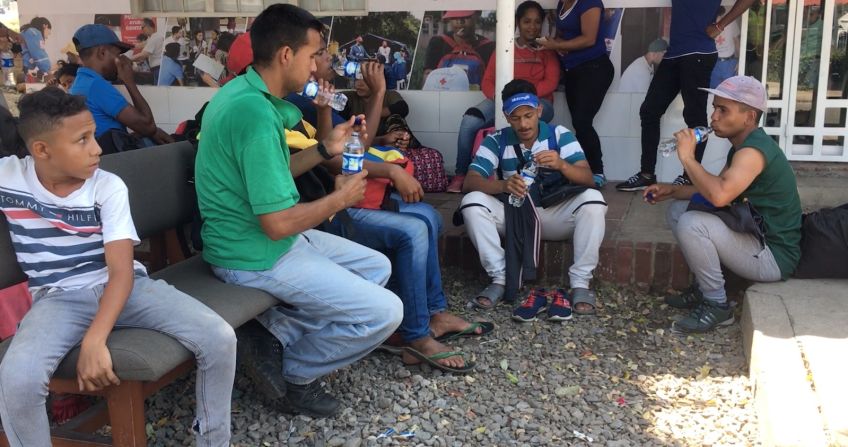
[0,156,145,292]
[469,123,587,179]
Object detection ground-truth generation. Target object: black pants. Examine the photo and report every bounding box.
[563,54,614,175]
[639,53,717,175]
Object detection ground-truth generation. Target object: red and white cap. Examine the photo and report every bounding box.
[699,76,768,112]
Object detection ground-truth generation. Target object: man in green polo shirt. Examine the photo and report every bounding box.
[194,4,403,417]
[644,76,801,333]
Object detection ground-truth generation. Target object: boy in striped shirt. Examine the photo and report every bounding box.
[0,88,236,446]
[460,79,607,318]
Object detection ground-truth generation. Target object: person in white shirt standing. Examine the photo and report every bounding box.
[710,7,741,88]
[377,40,392,62]
[618,38,668,93]
[131,18,164,85]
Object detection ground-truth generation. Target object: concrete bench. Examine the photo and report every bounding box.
[0,142,278,446]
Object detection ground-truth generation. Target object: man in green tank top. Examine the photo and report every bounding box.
[642,76,801,333]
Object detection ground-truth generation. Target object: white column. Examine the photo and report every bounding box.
[494,0,516,129]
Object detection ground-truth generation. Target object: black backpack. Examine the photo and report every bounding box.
[794,203,848,279]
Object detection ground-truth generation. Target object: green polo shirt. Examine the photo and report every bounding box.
[195,67,303,270]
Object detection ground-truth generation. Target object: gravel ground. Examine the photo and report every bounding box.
[139,270,758,447]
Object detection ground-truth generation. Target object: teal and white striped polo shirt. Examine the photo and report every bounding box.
[469,123,586,178]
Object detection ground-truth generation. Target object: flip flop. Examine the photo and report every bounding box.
[469,283,505,310]
[571,288,597,315]
[402,348,476,374]
[434,321,495,343]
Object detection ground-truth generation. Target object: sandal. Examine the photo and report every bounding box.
[469,283,505,310]
[402,347,476,374]
[571,287,597,315]
[434,321,495,343]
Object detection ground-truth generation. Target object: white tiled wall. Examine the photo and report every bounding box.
[123,85,729,182]
[401,90,729,182]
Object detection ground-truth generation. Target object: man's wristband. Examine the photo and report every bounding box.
[316,142,334,160]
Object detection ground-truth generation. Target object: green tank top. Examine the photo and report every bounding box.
[726,128,802,279]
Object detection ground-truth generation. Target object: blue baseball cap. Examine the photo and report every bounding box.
[503,93,540,115]
[73,24,133,52]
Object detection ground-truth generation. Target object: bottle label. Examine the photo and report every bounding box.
[301,81,319,98]
[345,61,359,77]
[1,58,12,68]
[342,152,364,174]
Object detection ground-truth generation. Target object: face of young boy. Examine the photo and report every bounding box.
[40,111,102,181]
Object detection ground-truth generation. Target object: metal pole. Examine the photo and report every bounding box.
[494,0,515,129]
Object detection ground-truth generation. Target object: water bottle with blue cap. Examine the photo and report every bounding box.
[301,80,348,111]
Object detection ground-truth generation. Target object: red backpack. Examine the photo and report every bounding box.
[436,35,491,86]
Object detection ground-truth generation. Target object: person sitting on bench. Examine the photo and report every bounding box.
[195,4,403,418]
[0,87,238,446]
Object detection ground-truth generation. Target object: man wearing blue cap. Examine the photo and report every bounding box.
[69,24,173,152]
[460,79,607,319]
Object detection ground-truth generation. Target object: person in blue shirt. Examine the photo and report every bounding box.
[349,36,367,61]
[20,17,51,80]
[157,42,184,86]
[539,0,613,188]
[617,0,755,192]
[69,24,173,151]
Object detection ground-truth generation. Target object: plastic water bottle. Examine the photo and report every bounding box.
[301,80,348,112]
[509,162,537,207]
[342,132,364,175]
[658,127,712,158]
[1,51,13,87]
[333,59,361,78]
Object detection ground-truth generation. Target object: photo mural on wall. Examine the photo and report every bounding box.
[21,7,739,93]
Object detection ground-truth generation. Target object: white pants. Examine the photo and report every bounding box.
[460,189,607,289]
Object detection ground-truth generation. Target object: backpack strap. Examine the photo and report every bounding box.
[547,123,558,152]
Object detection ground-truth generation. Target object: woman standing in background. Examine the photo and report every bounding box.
[540,0,613,187]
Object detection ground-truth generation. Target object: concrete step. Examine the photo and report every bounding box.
[742,279,848,446]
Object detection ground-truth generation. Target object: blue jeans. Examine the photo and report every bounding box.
[455,98,555,175]
[710,57,738,89]
[211,230,402,385]
[0,276,237,447]
[326,195,446,343]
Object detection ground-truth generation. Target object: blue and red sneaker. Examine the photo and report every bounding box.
[547,288,573,321]
[512,288,548,322]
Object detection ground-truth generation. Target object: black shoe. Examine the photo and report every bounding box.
[279,380,341,418]
[671,300,734,334]
[664,285,704,309]
[616,172,656,191]
[237,320,287,400]
[671,174,693,186]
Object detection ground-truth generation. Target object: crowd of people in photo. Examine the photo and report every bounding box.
[0,0,814,444]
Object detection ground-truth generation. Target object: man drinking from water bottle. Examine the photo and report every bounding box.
[643,76,801,334]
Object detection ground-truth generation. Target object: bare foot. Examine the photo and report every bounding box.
[403,336,465,369]
[429,312,482,339]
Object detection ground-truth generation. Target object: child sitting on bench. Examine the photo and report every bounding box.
[0,87,237,446]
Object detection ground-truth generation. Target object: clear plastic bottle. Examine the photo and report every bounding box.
[1,51,14,88]
[342,132,365,175]
[658,126,712,158]
[301,80,348,112]
[509,162,537,207]
[333,59,361,78]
